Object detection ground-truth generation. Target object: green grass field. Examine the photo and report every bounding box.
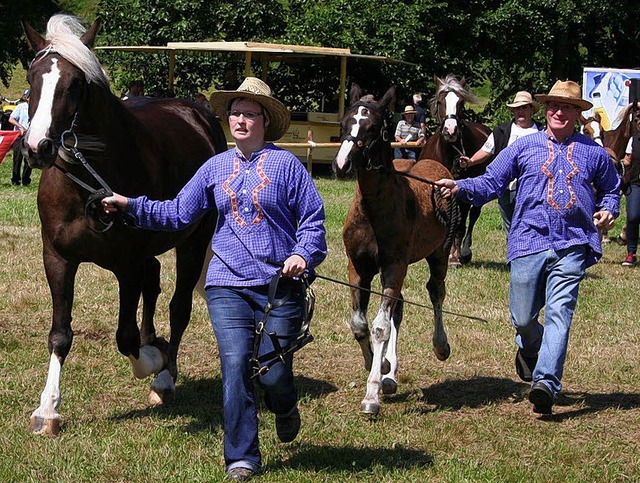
[1,153,639,482]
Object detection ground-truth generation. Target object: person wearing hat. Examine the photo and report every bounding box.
[436,80,620,415]
[8,89,32,186]
[459,91,542,234]
[394,105,426,160]
[101,77,327,480]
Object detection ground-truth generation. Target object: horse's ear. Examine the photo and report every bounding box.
[22,20,47,53]
[349,84,363,105]
[434,75,442,86]
[379,85,396,112]
[594,112,601,122]
[459,76,466,87]
[80,19,100,47]
[579,114,586,124]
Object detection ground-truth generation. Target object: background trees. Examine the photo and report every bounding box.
[3,0,640,126]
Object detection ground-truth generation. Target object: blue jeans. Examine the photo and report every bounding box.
[206,282,304,472]
[625,184,640,254]
[510,246,586,397]
[394,147,418,160]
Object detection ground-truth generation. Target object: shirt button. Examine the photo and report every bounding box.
[559,190,564,194]
[559,170,563,173]
[244,207,250,212]
[242,189,247,194]
[245,169,250,174]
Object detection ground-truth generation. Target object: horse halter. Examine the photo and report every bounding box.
[250,269,316,379]
[342,101,390,169]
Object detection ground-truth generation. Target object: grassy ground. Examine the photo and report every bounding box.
[0,154,639,482]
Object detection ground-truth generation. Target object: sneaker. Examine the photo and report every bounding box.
[275,406,301,443]
[622,253,636,267]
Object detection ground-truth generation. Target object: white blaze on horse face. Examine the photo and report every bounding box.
[443,91,459,136]
[335,106,368,170]
[589,120,604,146]
[27,57,61,153]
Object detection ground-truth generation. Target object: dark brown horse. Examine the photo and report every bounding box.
[419,75,490,267]
[602,102,640,161]
[333,84,459,416]
[22,14,226,436]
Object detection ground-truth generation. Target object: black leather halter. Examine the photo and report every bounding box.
[342,101,391,170]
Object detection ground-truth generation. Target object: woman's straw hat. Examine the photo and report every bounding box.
[535,80,593,112]
[506,91,539,112]
[210,77,290,141]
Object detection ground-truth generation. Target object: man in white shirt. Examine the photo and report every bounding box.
[459,91,541,234]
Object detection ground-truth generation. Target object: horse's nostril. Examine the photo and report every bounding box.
[38,138,58,162]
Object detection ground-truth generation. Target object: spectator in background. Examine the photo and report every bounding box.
[412,93,427,137]
[9,89,31,186]
[195,93,212,111]
[620,133,640,266]
[459,91,542,235]
[123,80,144,100]
[394,105,426,161]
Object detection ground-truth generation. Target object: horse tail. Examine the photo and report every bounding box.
[431,186,461,254]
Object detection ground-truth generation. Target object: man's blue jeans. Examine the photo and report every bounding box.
[206,282,304,472]
[509,246,586,396]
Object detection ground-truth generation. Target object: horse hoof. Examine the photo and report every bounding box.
[381,378,397,395]
[460,253,472,265]
[149,387,174,406]
[434,343,451,361]
[29,416,61,437]
[381,358,391,375]
[360,401,381,416]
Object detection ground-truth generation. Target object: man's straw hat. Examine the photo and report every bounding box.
[401,105,418,116]
[506,91,539,112]
[535,80,593,112]
[210,77,290,141]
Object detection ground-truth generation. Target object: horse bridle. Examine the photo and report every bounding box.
[250,268,316,379]
[342,101,391,170]
[435,95,469,169]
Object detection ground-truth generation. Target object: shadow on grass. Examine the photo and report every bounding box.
[109,374,337,433]
[270,443,433,473]
[540,390,640,422]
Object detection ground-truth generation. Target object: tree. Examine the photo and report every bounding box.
[0,0,59,88]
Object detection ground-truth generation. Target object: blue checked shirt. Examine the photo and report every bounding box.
[126,144,327,286]
[457,130,620,268]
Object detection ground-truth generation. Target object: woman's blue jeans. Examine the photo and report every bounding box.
[509,246,586,396]
[206,282,304,472]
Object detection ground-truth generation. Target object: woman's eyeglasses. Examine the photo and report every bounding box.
[227,110,264,120]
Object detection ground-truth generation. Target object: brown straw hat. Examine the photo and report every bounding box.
[401,105,418,116]
[506,91,539,112]
[535,80,593,112]
[210,77,291,141]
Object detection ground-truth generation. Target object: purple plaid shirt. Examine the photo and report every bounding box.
[127,144,327,286]
[457,130,620,267]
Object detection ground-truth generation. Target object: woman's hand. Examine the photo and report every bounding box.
[282,254,307,277]
[101,193,129,214]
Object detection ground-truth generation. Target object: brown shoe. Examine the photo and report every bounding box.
[226,467,254,481]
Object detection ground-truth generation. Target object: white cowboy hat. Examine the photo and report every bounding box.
[210,77,290,141]
[535,80,593,112]
[506,91,539,112]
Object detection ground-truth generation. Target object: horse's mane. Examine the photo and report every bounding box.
[44,14,109,87]
[429,74,479,116]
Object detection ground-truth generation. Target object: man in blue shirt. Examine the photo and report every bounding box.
[436,80,620,415]
[9,89,31,186]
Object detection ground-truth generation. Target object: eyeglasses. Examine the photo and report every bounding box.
[227,110,264,120]
[546,103,577,113]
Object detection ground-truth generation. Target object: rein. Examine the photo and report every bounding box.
[53,116,118,233]
[250,270,316,379]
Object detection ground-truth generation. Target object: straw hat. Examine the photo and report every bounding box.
[402,105,418,116]
[210,77,290,141]
[506,91,539,112]
[535,80,593,112]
